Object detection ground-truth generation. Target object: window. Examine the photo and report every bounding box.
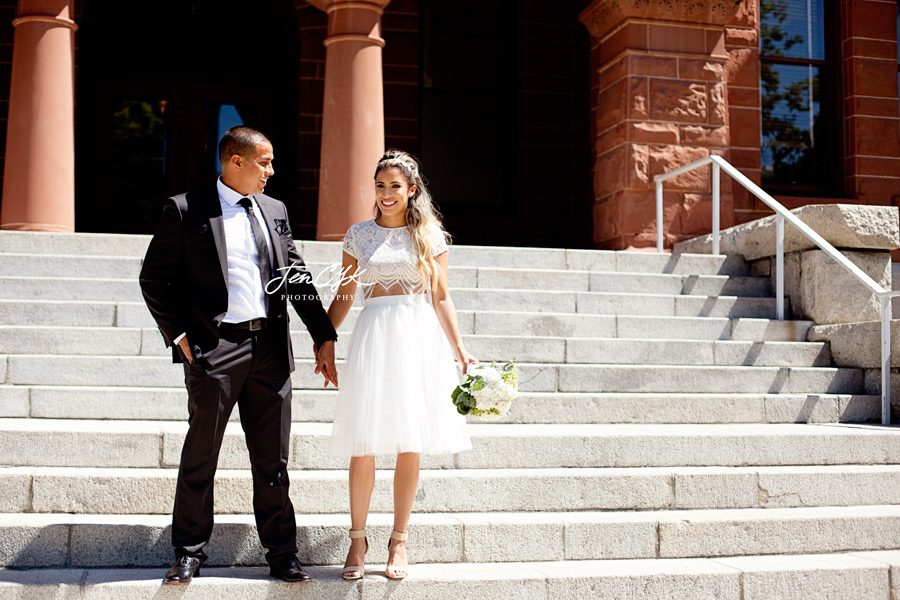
[206,103,262,178]
[760,0,839,193]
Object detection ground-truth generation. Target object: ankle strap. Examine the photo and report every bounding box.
[390,529,408,541]
[349,529,367,539]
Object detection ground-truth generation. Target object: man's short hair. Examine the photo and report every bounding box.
[218,126,271,164]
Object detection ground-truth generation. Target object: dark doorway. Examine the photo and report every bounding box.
[419,0,594,248]
[76,0,299,234]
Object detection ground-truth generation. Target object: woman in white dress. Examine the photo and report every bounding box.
[325,150,476,581]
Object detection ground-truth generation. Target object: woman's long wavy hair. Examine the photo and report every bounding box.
[373,149,450,291]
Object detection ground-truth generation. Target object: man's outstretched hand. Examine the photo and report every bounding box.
[314,341,338,388]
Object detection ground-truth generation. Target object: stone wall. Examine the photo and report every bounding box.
[580,0,745,249]
[840,0,900,207]
[582,0,900,252]
[677,204,898,323]
[724,0,762,225]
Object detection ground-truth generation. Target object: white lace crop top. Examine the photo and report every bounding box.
[342,219,448,303]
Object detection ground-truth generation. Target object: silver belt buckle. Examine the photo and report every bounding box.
[249,319,262,331]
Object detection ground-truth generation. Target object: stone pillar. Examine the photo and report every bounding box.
[310,0,390,241]
[0,0,77,232]
[579,0,742,250]
[840,0,900,206]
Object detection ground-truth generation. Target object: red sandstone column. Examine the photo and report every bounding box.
[579,0,742,250]
[0,0,76,232]
[310,0,390,241]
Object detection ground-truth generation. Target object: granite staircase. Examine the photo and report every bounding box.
[1,230,899,599]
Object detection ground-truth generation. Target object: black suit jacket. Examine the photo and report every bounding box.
[139,187,337,372]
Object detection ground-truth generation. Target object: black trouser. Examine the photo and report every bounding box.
[171,323,296,563]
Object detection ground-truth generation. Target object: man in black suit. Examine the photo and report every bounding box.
[140,126,338,584]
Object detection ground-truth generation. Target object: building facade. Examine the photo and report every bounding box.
[0,0,896,251]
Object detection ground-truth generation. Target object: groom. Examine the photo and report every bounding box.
[140,126,338,584]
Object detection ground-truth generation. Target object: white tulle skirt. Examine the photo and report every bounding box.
[329,293,472,457]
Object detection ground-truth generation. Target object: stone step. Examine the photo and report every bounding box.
[0,307,816,342]
[563,338,831,366]
[0,230,749,275]
[177,313,811,342]
[478,268,771,297]
[0,270,772,303]
[1,420,896,470]
[0,295,784,332]
[0,253,751,284]
[0,356,859,393]
[4,506,900,567]
[1,552,897,600]
[6,464,900,515]
[1,386,878,424]
[0,326,832,366]
[0,254,473,288]
[555,364,860,394]
[0,230,153,257]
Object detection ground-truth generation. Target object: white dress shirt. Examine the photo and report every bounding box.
[173,178,275,344]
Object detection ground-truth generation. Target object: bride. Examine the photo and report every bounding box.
[324,149,476,581]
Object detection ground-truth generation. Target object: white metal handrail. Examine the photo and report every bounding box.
[655,154,898,425]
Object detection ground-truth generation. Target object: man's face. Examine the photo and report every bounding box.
[228,141,274,196]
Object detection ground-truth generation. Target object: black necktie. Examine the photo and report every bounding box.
[239,197,272,314]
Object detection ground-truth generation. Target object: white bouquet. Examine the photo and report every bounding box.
[451,360,518,419]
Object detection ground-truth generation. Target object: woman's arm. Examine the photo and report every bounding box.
[326,251,359,331]
[432,251,477,374]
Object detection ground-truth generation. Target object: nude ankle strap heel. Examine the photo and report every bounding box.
[342,528,368,581]
[385,529,409,580]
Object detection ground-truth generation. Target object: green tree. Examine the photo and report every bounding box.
[108,100,167,231]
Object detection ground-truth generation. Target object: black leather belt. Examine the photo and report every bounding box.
[220,318,267,332]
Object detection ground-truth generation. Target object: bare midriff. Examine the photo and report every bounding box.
[368,283,427,298]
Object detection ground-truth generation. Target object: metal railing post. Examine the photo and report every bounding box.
[776,214,784,321]
[656,180,663,253]
[712,162,720,255]
[882,295,892,425]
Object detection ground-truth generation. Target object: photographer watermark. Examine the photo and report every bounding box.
[266,262,374,302]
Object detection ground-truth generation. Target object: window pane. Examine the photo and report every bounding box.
[204,102,261,184]
[109,99,167,229]
[760,0,825,60]
[761,63,825,186]
[213,104,244,174]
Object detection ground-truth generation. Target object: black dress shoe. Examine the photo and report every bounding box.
[164,554,205,584]
[269,555,312,582]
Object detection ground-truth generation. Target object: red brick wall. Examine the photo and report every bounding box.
[294,1,326,240]
[725,0,763,224]
[382,0,419,155]
[0,1,17,212]
[841,0,900,206]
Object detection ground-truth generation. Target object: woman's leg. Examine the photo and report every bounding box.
[388,452,420,575]
[345,455,375,572]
